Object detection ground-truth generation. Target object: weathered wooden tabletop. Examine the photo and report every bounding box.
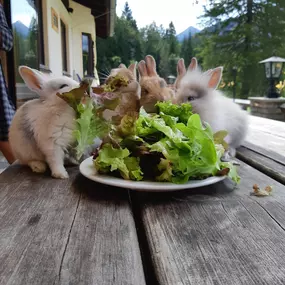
[0,115,285,285]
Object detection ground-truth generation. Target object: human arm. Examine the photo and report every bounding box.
[0,3,13,52]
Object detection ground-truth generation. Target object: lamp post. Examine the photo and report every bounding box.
[259,56,285,98]
[167,75,176,85]
[232,66,237,102]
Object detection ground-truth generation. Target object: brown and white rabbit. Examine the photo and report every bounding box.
[9,66,80,179]
[98,62,141,123]
[175,66,249,159]
[138,55,174,113]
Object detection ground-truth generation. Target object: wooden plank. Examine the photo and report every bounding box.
[133,161,285,285]
[56,175,146,285]
[242,141,285,166]
[237,146,285,184]
[249,115,285,138]
[244,115,285,161]
[0,164,145,285]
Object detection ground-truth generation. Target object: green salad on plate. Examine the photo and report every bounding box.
[57,77,240,185]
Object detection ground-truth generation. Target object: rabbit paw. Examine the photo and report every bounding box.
[52,169,69,179]
[28,161,47,173]
[221,150,240,165]
[221,151,232,162]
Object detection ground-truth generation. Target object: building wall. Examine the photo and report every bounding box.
[15,0,101,108]
[42,0,99,83]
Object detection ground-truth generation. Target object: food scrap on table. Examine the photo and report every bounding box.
[251,184,273,197]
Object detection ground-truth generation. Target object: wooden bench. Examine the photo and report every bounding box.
[1,115,285,285]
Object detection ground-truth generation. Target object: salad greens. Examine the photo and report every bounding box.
[92,101,240,184]
[58,79,240,184]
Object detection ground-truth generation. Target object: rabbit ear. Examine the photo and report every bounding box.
[207,67,223,89]
[188,57,198,71]
[118,63,127,68]
[18,66,45,93]
[177,58,186,76]
[128,62,137,78]
[138,60,148,78]
[145,55,158,76]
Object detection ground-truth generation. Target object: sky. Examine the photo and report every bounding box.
[116,0,209,34]
[10,0,208,34]
[10,0,36,26]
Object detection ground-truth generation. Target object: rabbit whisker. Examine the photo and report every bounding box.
[98,71,109,78]
[103,68,110,76]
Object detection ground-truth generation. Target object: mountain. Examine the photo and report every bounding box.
[199,19,239,35]
[177,26,201,42]
[13,21,29,38]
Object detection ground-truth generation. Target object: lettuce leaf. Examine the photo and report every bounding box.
[156,101,193,123]
[73,97,109,160]
[94,143,143,181]
[92,101,240,184]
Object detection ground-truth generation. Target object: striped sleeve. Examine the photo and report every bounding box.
[0,4,13,52]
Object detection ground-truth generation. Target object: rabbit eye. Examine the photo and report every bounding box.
[59,84,69,89]
[187,96,196,101]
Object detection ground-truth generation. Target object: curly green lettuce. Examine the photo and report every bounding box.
[91,97,240,184]
[93,143,143,180]
[73,97,110,160]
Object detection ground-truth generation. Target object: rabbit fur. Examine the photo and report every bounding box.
[138,55,174,113]
[102,62,141,122]
[175,62,249,159]
[9,66,80,179]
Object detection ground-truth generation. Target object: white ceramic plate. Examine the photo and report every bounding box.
[79,156,226,192]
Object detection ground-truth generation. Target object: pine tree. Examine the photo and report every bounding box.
[181,32,193,66]
[122,1,138,30]
[197,0,285,98]
[165,21,179,55]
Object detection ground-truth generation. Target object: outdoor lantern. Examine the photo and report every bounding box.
[167,75,176,85]
[259,56,285,98]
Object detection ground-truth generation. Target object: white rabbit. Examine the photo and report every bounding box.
[175,66,249,159]
[174,57,198,90]
[9,66,80,179]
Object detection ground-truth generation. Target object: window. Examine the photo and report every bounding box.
[11,0,45,83]
[60,20,68,72]
[37,0,44,66]
[82,33,94,77]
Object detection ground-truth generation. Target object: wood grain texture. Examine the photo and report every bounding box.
[237,146,285,184]
[249,115,285,139]
[0,164,145,285]
[56,175,146,285]
[244,115,285,161]
[134,161,285,285]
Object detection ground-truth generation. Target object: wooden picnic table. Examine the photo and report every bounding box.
[1,114,285,285]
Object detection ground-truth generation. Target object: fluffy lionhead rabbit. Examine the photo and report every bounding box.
[9,66,80,179]
[138,55,174,113]
[174,57,198,90]
[175,66,249,159]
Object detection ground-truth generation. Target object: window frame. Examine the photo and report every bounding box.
[82,32,94,77]
[60,19,68,73]
[35,0,45,67]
